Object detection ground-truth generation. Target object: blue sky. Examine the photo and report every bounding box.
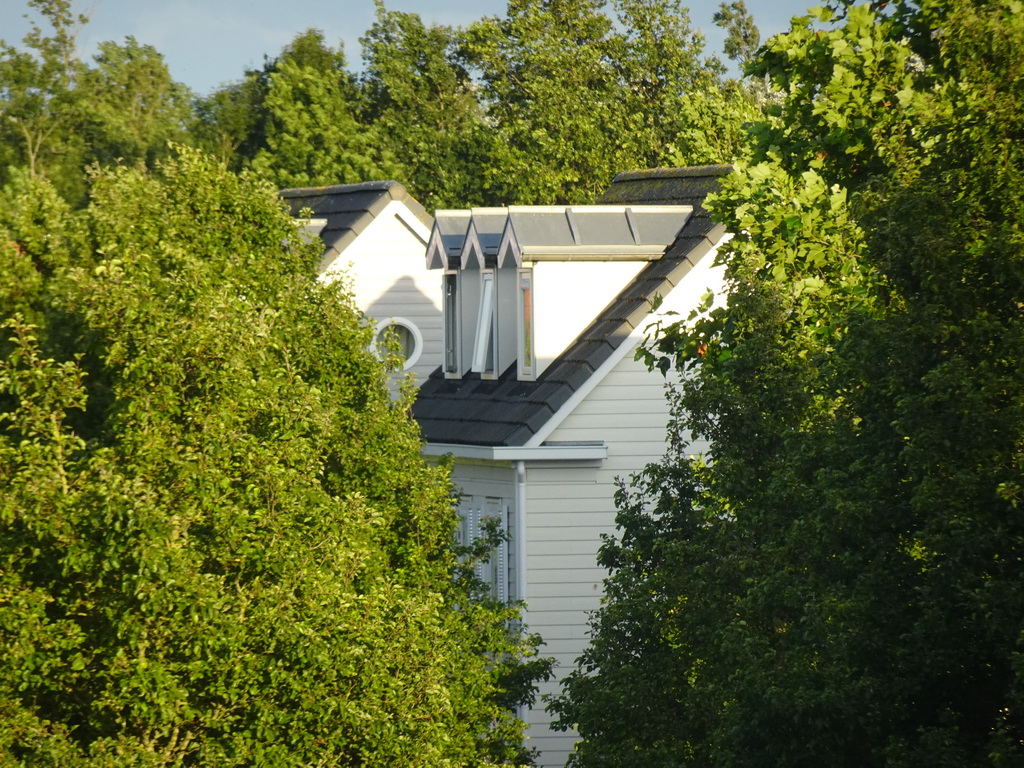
[2,0,817,96]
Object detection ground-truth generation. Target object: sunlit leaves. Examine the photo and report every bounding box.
[555,1,1024,764]
[0,148,546,765]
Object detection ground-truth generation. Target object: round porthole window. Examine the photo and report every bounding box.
[372,318,423,371]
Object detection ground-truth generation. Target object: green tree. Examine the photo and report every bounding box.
[247,29,397,188]
[552,0,1024,765]
[360,2,492,209]
[190,77,264,170]
[0,0,88,202]
[78,37,193,168]
[611,0,757,169]
[459,0,620,204]
[713,0,760,69]
[460,0,749,204]
[0,147,547,765]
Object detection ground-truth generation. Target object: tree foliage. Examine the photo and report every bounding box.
[247,29,398,189]
[78,37,192,169]
[552,0,1024,765]
[5,0,761,209]
[713,0,760,68]
[459,0,752,204]
[0,148,547,766]
[360,2,492,210]
[0,0,88,201]
[0,1,195,205]
[189,78,263,170]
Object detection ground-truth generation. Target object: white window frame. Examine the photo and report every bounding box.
[483,496,509,603]
[472,269,497,376]
[457,495,510,603]
[443,269,461,377]
[371,317,423,371]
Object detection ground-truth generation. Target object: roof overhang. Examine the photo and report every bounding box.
[421,441,608,462]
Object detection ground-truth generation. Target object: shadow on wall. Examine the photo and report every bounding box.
[364,275,442,388]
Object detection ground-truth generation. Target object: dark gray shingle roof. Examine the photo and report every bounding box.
[412,165,731,448]
[280,180,432,269]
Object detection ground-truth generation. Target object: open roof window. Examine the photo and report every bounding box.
[471,270,497,377]
[432,204,694,382]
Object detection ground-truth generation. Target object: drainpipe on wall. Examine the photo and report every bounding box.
[514,459,529,726]
[515,460,527,605]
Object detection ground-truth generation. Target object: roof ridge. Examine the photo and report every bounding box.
[610,165,733,182]
[280,180,407,198]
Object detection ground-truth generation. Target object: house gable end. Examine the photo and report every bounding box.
[280,180,441,389]
[280,180,432,274]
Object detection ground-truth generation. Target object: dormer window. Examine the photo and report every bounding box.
[429,204,692,382]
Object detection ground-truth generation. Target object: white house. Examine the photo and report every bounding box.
[412,165,732,767]
[280,180,440,387]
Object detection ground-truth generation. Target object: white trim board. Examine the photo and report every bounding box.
[421,442,607,462]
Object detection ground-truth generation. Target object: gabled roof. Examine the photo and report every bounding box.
[413,165,731,448]
[597,164,733,205]
[280,180,432,270]
[463,208,509,269]
[425,210,472,269]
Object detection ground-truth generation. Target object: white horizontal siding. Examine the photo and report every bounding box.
[526,523,615,540]
[528,553,611,571]
[527,464,599,484]
[523,488,610,505]
[575,366,670,391]
[567,395,674,414]
[521,344,684,768]
[553,411,671,432]
[526,581,607,600]
[528,538,612,556]
[449,460,516,491]
[529,604,602,628]
[528,521,609,540]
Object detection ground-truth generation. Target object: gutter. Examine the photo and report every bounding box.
[420,441,607,462]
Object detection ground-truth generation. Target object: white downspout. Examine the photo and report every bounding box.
[514,459,529,727]
[515,460,527,604]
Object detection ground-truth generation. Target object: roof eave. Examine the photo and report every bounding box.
[421,441,608,462]
[521,246,667,262]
